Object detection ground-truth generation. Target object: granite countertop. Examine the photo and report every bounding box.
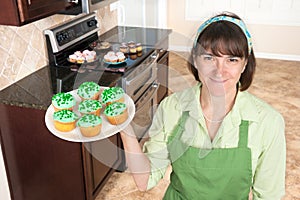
[0,26,172,110]
[0,66,121,110]
[99,26,172,47]
[0,67,53,110]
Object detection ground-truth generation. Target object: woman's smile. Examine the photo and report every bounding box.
[210,77,227,83]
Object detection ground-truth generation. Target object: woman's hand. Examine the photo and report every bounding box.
[120,123,136,138]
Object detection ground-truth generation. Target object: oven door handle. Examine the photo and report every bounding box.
[135,82,159,110]
[126,53,159,86]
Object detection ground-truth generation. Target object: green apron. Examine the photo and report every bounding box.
[164,112,252,200]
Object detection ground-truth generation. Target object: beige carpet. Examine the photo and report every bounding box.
[96,52,300,199]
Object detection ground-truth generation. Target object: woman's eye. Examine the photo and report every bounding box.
[228,57,240,63]
[203,55,214,61]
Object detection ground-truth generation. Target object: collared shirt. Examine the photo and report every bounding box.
[143,83,286,199]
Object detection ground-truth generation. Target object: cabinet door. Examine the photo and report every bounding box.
[0,104,86,200]
[0,0,68,26]
[82,134,125,200]
[19,0,68,23]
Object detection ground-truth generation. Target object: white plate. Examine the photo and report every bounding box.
[45,89,135,142]
[103,58,127,65]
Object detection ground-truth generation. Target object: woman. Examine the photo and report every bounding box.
[120,12,286,199]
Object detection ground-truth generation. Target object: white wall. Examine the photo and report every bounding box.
[185,0,300,26]
[118,0,145,26]
[118,0,167,28]
[116,0,300,60]
[0,145,11,200]
[168,0,300,61]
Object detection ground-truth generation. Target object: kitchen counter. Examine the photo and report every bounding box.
[0,67,121,110]
[0,67,53,110]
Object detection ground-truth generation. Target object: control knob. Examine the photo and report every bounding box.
[56,34,64,43]
[87,19,97,27]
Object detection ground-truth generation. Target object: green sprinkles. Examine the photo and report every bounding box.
[78,100,102,113]
[104,102,126,116]
[77,114,102,127]
[53,110,78,122]
[52,93,76,108]
[101,87,124,103]
[77,82,101,99]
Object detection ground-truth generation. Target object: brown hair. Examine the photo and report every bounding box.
[188,12,256,91]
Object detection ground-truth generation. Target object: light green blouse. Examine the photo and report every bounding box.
[143,83,286,199]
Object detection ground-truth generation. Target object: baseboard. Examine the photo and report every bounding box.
[169,45,300,61]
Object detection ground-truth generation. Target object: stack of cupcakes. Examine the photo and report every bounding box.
[119,41,143,54]
[103,51,126,63]
[68,49,97,64]
[52,92,78,132]
[51,82,129,138]
[101,87,128,125]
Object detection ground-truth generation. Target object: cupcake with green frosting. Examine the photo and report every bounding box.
[52,92,76,111]
[53,110,78,132]
[77,82,101,100]
[78,100,102,116]
[77,114,102,137]
[101,86,125,105]
[104,102,128,125]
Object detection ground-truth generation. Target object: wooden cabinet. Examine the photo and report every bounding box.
[83,137,125,200]
[0,0,69,26]
[0,104,124,200]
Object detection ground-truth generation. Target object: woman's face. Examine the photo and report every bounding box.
[194,49,247,97]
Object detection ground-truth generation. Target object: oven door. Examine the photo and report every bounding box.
[121,50,158,102]
[131,81,159,144]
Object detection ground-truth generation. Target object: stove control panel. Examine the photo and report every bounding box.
[44,12,100,53]
[56,18,98,46]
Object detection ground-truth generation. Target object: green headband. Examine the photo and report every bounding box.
[193,15,252,55]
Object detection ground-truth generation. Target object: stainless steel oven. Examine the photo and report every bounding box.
[120,50,158,102]
[118,49,159,141]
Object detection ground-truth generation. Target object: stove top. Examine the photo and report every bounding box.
[48,46,154,92]
[44,12,156,93]
[56,46,154,73]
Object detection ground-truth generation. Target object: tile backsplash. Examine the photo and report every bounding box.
[0,6,117,91]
